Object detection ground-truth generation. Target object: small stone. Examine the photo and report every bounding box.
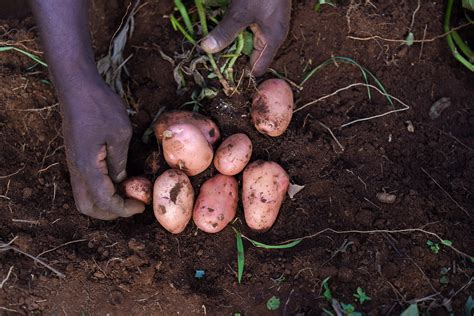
[22,187,33,199]
[62,203,70,210]
[197,249,203,256]
[376,192,396,204]
[128,239,145,253]
[93,271,105,279]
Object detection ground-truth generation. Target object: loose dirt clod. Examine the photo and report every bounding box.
[376,192,397,204]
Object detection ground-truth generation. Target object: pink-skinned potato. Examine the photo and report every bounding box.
[120,176,153,205]
[153,169,194,234]
[154,111,220,145]
[214,133,252,176]
[242,160,289,232]
[162,123,214,176]
[252,79,294,137]
[193,174,238,233]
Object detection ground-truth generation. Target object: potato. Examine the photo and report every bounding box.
[214,133,252,176]
[162,123,214,176]
[193,174,238,233]
[120,176,152,205]
[154,111,220,145]
[251,79,294,137]
[153,169,194,234]
[242,160,289,232]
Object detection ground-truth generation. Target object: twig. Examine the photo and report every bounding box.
[37,239,88,258]
[8,103,58,112]
[11,219,40,225]
[446,277,473,304]
[283,289,295,316]
[293,83,410,128]
[0,165,25,179]
[419,24,428,60]
[0,306,19,313]
[271,227,472,260]
[0,242,65,278]
[421,167,470,216]
[347,22,473,43]
[409,0,421,31]
[318,121,344,152]
[0,266,14,289]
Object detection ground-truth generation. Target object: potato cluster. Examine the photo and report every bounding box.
[121,79,294,234]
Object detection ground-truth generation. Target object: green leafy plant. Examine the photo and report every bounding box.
[427,240,441,254]
[266,296,281,311]
[169,0,252,97]
[444,0,474,71]
[340,303,361,316]
[353,287,371,304]
[322,277,332,301]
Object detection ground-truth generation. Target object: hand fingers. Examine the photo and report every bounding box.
[249,20,289,77]
[69,170,119,220]
[106,123,132,183]
[87,145,145,217]
[201,6,252,53]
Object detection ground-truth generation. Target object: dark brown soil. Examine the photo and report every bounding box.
[1,1,473,315]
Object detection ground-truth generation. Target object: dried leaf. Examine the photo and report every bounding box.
[288,183,305,199]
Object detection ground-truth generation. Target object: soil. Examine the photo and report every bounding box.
[1,0,473,315]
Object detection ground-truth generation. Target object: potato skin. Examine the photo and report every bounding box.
[252,79,294,137]
[193,174,238,233]
[154,111,220,145]
[242,160,289,232]
[162,123,214,176]
[153,169,194,234]
[120,176,153,205]
[214,133,252,176]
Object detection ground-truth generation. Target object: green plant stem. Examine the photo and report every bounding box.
[223,33,244,81]
[174,0,194,35]
[452,31,474,62]
[194,0,232,94]
[444,0,474,71]
[170,14,196,44]
[0,46,48,67]
[195,0,208,35]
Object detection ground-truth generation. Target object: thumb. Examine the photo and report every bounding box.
[106,129,132,183]
[201,7,251,53]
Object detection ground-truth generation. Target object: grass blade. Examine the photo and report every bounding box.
[0,46,48,67]
[247,238,302,249]
[300,56,393,105]
[174,0,194,35]
[195,0,208,35]
[169,14,196,44]
[235,229,245,283]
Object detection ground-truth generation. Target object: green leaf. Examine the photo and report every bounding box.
[322,277,332,301]
[463,296,474,316]
[405,32,414,46]
[462,0,474,10]
[248,238,302,249]
[242,31,254,56]
[235,230,245,284]
[266,296,281,311]
[401,304,420,316]
[439,275,449,284]
[314,0,336,12]
[340,303,355,313]
[353,287,371,304]
[441,239,453,246]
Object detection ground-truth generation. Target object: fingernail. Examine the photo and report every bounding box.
[116,170,127,182]
[202,36,218,52]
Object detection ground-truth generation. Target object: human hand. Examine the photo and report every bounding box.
[60,78,145,220]
[201,0,291,77]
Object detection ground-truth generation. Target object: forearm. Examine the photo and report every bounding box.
[29,0,101,94]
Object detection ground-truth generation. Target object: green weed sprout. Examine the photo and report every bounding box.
[314,0,336,12]
[353,287,371,304]
[444,0,474,71]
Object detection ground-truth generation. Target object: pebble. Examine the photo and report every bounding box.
[22,187,33,199]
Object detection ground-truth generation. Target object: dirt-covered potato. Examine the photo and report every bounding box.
[120,176,152,205]
[154,111,220,145]
[153,169,194,234]
[162,123,214,176]
[214,133,252,176]
[251,79,294,137]
[193,174,238,233]
[242,160,289,232]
